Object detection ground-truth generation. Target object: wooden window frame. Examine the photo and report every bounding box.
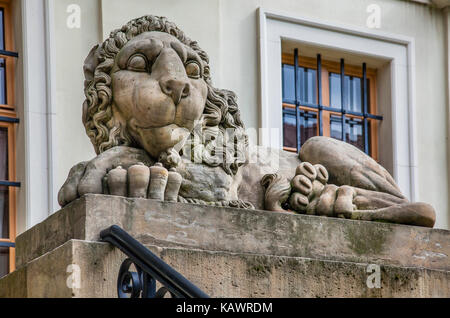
[0,0,16,275]
[0,121,16,272]
[0,0,15,111]
[281,53,379,161]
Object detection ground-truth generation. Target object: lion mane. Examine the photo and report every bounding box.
[82,15,248,175]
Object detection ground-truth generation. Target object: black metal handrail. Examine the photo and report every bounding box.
[100,225,209,298]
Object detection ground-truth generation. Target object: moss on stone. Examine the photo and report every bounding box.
[344,224,388,256]
[246,257,272,277]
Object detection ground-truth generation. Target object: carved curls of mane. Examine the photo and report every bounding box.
[82,15,248,175]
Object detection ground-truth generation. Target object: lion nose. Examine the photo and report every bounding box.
[160,78,190,105]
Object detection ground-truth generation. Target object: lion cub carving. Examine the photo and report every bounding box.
[58,15,435,227]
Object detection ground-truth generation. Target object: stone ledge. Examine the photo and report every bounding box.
[15,194,450,270]
[2,239,449,298]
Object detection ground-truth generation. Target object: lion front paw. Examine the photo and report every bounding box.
[107,162,182,202]
[289,162,328,214]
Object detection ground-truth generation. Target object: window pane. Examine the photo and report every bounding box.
[282,65,317,105]
[345,119,364,152]
[0,246,8,278]
[282,109,318,149]
[368,120,373,157]
[282,111,296,148]
[299,111,317,146]
[329,73,341,108]
[0,9,4,51]
[330,73,364,113]
[348,77,362,113]
[0,185,8,238]
[298,68,316,105]
[330,115,342,140]
[0,127,7,180]
[0,58,6,105]
[330,116,365,151]
[282,64,295,102]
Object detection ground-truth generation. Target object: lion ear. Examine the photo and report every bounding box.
[83,44,101,83]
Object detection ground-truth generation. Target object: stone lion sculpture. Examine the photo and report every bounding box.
[58,15,436,228]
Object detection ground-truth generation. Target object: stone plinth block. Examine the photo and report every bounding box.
[1,240,449,298]
[16,194,450,271]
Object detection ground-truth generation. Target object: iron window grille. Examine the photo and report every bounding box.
[0,46,19,192]
[282,49,383,155]
[0,8,19,250]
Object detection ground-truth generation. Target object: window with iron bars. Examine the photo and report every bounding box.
[0,0,19,278]
[281,49,382,161]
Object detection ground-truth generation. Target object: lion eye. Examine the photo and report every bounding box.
[185,61,201,79]
[127,54,148,72]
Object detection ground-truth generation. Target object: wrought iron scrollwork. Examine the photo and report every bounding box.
[155,286,176,298]
[117,258,175,298]
[100,225,208,298]
[118,258,145,298]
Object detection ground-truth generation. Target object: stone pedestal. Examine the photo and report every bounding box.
[0,194,449,297]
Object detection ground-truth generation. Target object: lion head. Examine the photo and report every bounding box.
[82,15,248,175]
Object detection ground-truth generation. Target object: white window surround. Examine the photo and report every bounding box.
[19,0,57,232]
[257,8,418,201]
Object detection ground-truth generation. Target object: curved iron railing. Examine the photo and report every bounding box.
[100,225,209,298]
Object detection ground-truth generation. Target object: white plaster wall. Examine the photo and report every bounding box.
[52,0,99,216]
[15,0,52,232]
[100,0,222,91]
[47,0,449,228]
[445,7,450,230]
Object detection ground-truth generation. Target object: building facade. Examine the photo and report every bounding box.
[1,0,449,278]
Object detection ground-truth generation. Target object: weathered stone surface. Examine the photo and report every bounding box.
[260,138,435,227]
[0,266,27,298]
[57,14,435,228]
[59,20,251,209]
[2,239,449,298]
[16,194,450,271]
